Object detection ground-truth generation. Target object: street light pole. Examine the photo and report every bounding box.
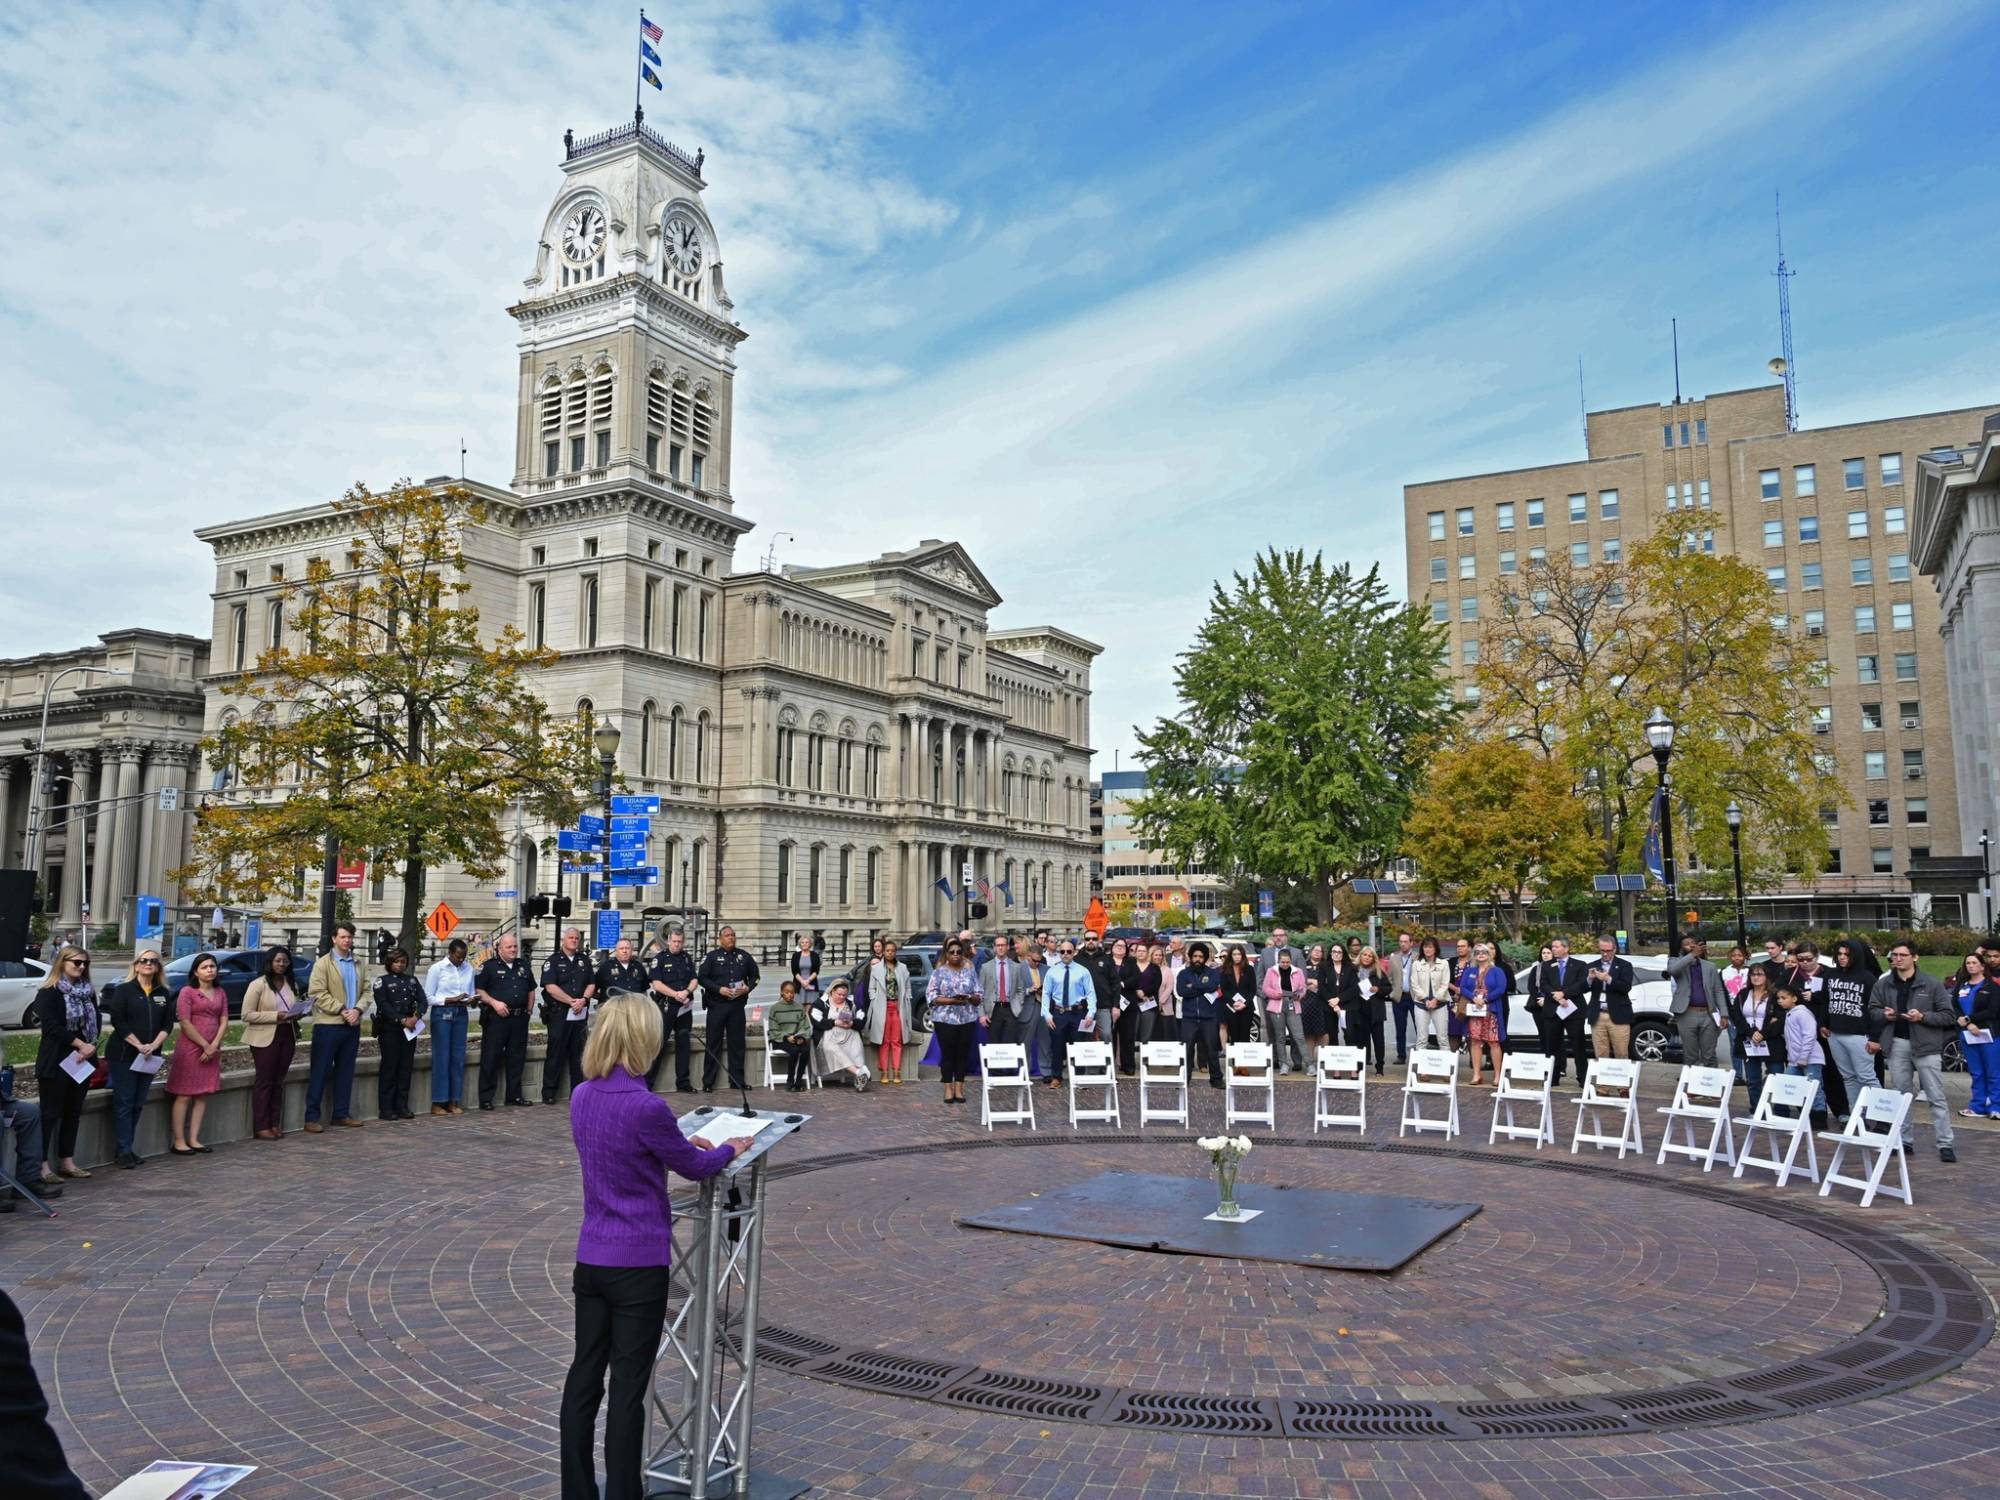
[22,665,126,878]
[1646,708,1679,957]
[1726,799,1747,952]
[1982,829,1994,939]
[593,721,622,949]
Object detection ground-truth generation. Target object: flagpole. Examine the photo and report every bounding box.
[635,9,644,125]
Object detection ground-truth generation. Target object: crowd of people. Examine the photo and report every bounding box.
[5,918,1992,1209]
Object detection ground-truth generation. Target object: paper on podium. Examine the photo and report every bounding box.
[690,1113,777,1148]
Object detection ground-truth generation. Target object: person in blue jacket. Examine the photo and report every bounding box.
[1176,941,1224,1089]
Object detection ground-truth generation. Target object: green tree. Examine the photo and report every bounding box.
[1133,551,1450,926]
[1471,513,1838,925]
[176,481,597,953]
[1401,737,1600,939]
[1154,904,1193,930]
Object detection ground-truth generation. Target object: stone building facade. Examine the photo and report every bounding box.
[0,631,209,939]
[1405,385,2000,913]
[191,119,1098,954]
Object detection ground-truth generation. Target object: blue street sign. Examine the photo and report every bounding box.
[576,813,606,835]
[594,907,622,949]
[561,861,602,875]
[494,889,518,902]
[608,866,659,883]
[1257,888,1275,919]
[608,815,651,832]
[609,795,660,815]
[607,826,647,842]
[557,830,592,852]
[607,841,647,858]
[589,881,607,904]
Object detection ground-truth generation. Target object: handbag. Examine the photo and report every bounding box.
[86,1057,110,1088]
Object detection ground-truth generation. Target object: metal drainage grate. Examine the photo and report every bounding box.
[1280,1399,1459,1439]
[1459,1399,1630,1438]
[1110,1391,1282,1436]
[1607,1388,1775,1427]
[1865,1349,1953,1383]
[1766,1373,1882,1409]
[811,1350,969,1398]
[1729,1359,1835,1394]
[938,1370,1112,1423]
[1824,1339,1899,1369]
[753,1325,842,1368]
[1873,1314,1935,1344]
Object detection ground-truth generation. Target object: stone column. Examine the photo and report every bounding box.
[133,746,167,913]
[90,749,119,928]
[0,758,16,867]
[166,748,199,900]
[108,746,144,925]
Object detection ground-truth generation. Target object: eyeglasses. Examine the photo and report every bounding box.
[65,958,88,968]
[136,959,160,966]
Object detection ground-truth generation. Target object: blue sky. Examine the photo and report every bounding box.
[4,0,1998,769]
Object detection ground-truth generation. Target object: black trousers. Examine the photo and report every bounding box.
[1346,1011,1386,1069]
[478,1009,531,1105]
[543,1009,589,1102]
[1112,1004,1140,1072]
[935,1020,976,1084]
[37,1070,87,1167]
[646,1006,693,1090]
[702,999,747,1090]
[1180,1016,1222,1085]
[559,1262,670,1500]
[1555,1009,1590,1084]
[1392,998,1415,1059]
[775,1037,811,1085]
[988,1008,1024,1048]
[1529,1004,1562,1065]
[376,1023,415,1118]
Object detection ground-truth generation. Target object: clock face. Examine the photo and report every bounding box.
[562,205,606,264]
[665,213,704,277]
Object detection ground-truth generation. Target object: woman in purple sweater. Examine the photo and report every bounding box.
[559,995,748,1500]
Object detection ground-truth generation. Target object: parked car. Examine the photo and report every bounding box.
[1503,957,1676,1061]
[0,957,53,1029]
[162,947,296,1020]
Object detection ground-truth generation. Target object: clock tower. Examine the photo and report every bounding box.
[508,119,747,515]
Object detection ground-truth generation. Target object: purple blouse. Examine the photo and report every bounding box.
[570,1066,735,1268]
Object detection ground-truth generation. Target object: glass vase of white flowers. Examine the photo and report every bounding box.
[1197,1134,1253,1218]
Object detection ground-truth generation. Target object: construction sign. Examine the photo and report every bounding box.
[425,901,460,942]
[1083,896,1108,937]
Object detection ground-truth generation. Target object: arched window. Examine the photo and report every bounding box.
[776,842,794,905]
[690,838,705,903]
[576,698,594,735]
[668,706,683,781]
[638,700,656,777]
[695,711,710,782]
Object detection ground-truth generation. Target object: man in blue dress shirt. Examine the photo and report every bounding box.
[1040,939,1096,1089]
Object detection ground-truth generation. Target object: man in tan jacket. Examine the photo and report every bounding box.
[304,922,368,1131]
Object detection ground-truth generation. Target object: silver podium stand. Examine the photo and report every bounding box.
[644,1105,810,1500]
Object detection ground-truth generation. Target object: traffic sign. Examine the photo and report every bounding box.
[576,813,606,835]
[588,881,607,903]
[494,889,518,902]
[609,868,659,886]
[609,815,651,832]
[557,831,594,852]
[607,828,647,845]
[595,908,622,950]
[157,785,181,811]
[609,795,660,815]
[425,902,460,942]
[561,860,601,875]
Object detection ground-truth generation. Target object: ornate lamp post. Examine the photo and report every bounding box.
[1726,799,1747,951]
[593,721,621,940]
[1645,708,1679,956]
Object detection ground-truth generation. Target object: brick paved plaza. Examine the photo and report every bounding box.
[5,1071,1998,1499]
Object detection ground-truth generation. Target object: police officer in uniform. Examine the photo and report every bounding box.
[595,937,650,1011]
[697,926,760,1092]
[475,933,537,1109]
[647,927,699,1092]
[539,927,596,1105]
[371,947,427,1121]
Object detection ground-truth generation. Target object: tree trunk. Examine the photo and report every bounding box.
[1507,889,1525,942]
[398,839,426,960]
[1315,871,1337,927]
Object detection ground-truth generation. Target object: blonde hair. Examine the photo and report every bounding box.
[126,949,163,984]
[582,993,663,1080]
[39,946,89,989]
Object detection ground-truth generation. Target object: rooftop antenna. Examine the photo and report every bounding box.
[761,532,796,574]
[1773,191,1798,431]
[1577,357,1588,452]
[459,437,467,480]
[1671,317,1682,404]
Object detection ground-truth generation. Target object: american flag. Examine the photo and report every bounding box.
[641,14,662,43]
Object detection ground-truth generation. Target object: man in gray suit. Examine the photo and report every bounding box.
[982,935,1037,1053]
[1665,936,1729,1068]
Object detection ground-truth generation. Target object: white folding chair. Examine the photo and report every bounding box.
[1400,1048,1460,1138]
[1819,1086,1913,1207]
[759,1007,820,1092]
[1655,1065,1736,1172]
[1732,1073,1821,1187]
[1067,1040,1121,1127]
[1224,1042,1275,1129]
[1571,1059,1644,1158]
[1488,1051,1554,1147]
[979,1043,1036,1131]
[1313,1045,1368,1133]
[1138,1040,1189,1128]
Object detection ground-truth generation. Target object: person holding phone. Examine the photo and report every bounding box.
[558,996,747,1499]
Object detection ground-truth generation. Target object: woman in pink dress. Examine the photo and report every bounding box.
[166,953,228,1155]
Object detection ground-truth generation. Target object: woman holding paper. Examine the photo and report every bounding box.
[1455,942,1509,1086]
[1729,963,1780,1103]
[1952,952,2000,1118]
[165,953,228,1155]
[31,946,101,1179]
[560,994,746,1500]
[242,947,305,1140]
[373,948,428,1121]
[103,948,173,1167]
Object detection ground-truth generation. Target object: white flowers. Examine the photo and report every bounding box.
[1197,1135,1253,1160]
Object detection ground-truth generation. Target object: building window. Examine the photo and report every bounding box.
[1459,596,1478,621]
[671,584,686,653]
[1854,605,1876,633]
[697,593,711,658]
[1860,703,1883,731]
[570,435,585,472]
[1798,514,1819,542]
[594,431,610,468]
[1887,552,1910,583]
[1600,490,1619,520]
[1427,511,1445,541]
[776,844,791,904]
[1884,505,1906,535]
[1857,655,1879,683]
[808,846,823,905]
[545,441,559,477]
[1794,463,1816,497]
[1825,848,1843,874]
[642,577,659,650]
[695,711,709,781]
[1760,469,1781,500]
[528,583,546,649]
[1459,554,1476,580]
[1571,541,1590,567]
[230,604,247,670]
[1907,798,1929,825]
[1663,423,1674,448]
[1679,421,1690,445]
[1872,847,1895,874]
[267,599,284,650]
[1868,799,1890,826]
[1527,545,1546,564]
[1844,457,1865,490]
[638,702,655,776]
[1771,612,1790,632]
[580,575,598,647]
[1766,565,1787,589]
[1847,508,1869,539]
[690,454,705,490]
[1804,609,1825,634]
[667,707,682,779]
[1893,652,1917,681]
[1812,705,1833,734]
[669,443,683,481]
[1666,483,1681,511]
[1526,499,1544,527]
[1763,519,1783,548]
[1851,557,1873,586]
[1530,589,1549,612]
[1455,507,1474,536]
[1864,750,1886,779]
[1899,700,1921,729]
[646,434,660,470]
[1430,557,1447,583]
[776,726,795,786]
[1699,529,1715,553]
[1891,601,1913,631]
[1496,501,1515,531]
[1601,537,1621,563]
[1430,598,1448,623]
[1461,640,1479,665]
[1568,493,1588,523]
[837,847,851,904]
[1498,550,1517,574]
[1880,452,1903,485]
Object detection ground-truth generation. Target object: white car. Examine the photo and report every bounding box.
[1502,956,1677,1061]
[1,957,53,1029]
